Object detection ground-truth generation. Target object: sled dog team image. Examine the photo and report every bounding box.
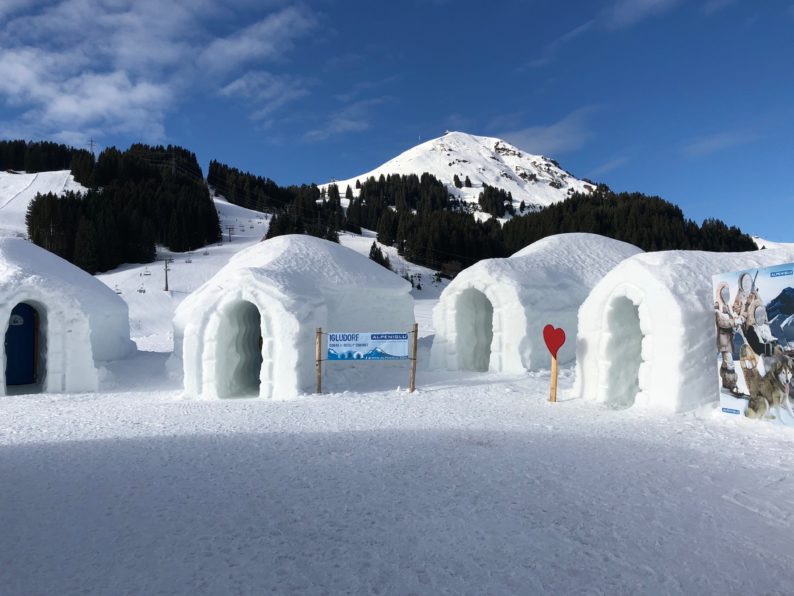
[714,264,794,422]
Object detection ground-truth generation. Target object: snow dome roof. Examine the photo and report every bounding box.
[175,235,411,330]
[0,237,129,318]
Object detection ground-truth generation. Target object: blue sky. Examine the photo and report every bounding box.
[1,0,793,239]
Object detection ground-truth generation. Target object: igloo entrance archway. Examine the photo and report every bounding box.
[4,302,47,392]
[214,300,264,398]
[455,288,494,372]
[601,296,645,408]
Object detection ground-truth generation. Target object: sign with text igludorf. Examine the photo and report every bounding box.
[327,332,409,360]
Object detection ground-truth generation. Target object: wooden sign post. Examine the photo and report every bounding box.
[408,322,419,393]
[542,324,566,403]
[315,327,323,394]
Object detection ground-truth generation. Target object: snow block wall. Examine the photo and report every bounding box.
[172,235,414,400]
[0,237,134,395]
[431,234,642,373]
[574,247,794,412]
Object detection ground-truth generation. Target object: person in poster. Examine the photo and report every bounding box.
[714,281,741,395]
[713,263,794,423]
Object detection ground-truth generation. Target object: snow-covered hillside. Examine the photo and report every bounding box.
[752,235,794,250]
[321,131,595,216]
[0,170,85,237]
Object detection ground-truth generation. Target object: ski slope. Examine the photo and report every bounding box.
[0,170,85,237]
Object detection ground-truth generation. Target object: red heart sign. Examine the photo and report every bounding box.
[543,324,566,359]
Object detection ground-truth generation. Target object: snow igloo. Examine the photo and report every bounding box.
[173,235,414,399]
[431,233,642,373]
[0,237,134,395]
[574,247,794,412]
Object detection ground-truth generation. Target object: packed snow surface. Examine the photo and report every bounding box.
[432,233,642,373]
[173,234,414,400]
[4,366,794,594]
[0,170,85,237]
[575,247,794,412]
[322,131,595,215]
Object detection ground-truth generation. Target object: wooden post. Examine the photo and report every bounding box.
[315,327,322,394]
[408,322,418,393]
[549,355,558,402]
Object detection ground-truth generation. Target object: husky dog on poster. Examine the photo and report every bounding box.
[713,263,794,423]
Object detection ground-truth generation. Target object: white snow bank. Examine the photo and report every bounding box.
[0,170,85,237]
[431,233,642,372]
[574,247,794,412]
[173,234,414,399]
[0,237,134,395]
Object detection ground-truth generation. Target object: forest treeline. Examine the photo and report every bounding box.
[8,138,756,277]
[22,141,220,273]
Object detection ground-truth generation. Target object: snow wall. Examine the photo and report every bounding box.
[172,235,414,399]
[431,233,642,372]
[0,237,134,395]
[573,247,794,413]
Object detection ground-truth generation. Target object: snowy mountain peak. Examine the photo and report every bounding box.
[323,131,596,214]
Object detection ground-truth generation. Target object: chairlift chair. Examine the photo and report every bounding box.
[137,285,146,294]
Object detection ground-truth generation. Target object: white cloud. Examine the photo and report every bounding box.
[304,98,387,142]
[682,131,758,157]
[220,71,312,120]
[527,20,594,68]
[589,156,629,177]
[604,0,683,29]
[703,0,737,15]
[200,6,317,74]
[497,107,599,156]
[0,1,317,144]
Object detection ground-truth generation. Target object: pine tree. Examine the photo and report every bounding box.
[368,241,391,270]
[453,174,462,188]
[464,176,472,188]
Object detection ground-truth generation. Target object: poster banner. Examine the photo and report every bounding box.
[327,332,410,361]
[712,262,794,423]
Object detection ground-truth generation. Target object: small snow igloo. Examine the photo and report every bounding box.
[173,235,414,399]
[1,237,134,395]
[431,233,642,373]
[574,248,794,412]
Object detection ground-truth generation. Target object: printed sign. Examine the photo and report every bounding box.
[712,262,794,424]
[327,332,410,360]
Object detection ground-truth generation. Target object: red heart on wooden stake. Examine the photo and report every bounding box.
[543,324,566,359]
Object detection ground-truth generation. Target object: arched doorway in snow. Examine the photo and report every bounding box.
[602,296,643,408]
[4,302,46,392]
[455,288,494,372]
[215,300,264,398]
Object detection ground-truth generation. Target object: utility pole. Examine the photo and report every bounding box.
[226,226,234,243]
[163,257,174,292]
[88,138,96,156]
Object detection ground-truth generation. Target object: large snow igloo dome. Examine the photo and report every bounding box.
[0,237,134,395]
[173,234,415,400]
[430,233,642,373]
[573,247,794,412]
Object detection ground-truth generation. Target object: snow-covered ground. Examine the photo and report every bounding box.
[0,170,85,237]
[3,365,794,594]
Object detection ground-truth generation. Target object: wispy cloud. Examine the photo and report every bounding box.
[496,106,600,156]
[333,75,400,103]
[589,156,629,177]
[0,1,317,145]
[220,71,313,122]
[603,0,683,29]
[304,98,387,142]
[200,7,317,74]
[527,20,594,68]
[703,0,737,16]
[682,131,758,157]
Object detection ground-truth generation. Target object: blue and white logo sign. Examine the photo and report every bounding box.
[327,332,410,360]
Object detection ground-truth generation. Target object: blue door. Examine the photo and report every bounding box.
[5,303,36,386]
